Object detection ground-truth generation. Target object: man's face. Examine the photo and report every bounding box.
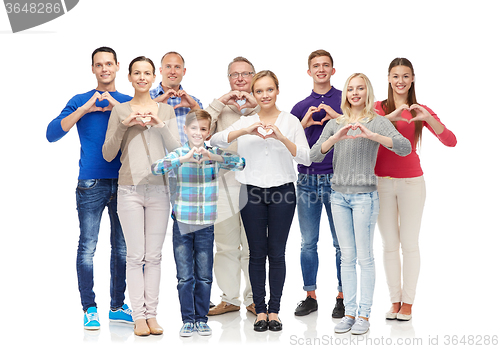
[160,53,186,89]
[92,52,119,87]
[228,61,254,93]
[307,56,335,85]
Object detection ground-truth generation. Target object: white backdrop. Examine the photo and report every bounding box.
[1,0,498,348]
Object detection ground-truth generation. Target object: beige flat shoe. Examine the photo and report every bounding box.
[385,311,398,320]
[147,318,163,335]
[134,319,150,336]
[397,312,412,321]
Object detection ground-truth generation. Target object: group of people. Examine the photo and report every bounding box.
[46,47,457,337]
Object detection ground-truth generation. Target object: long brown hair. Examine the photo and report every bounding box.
[381,58,422,147]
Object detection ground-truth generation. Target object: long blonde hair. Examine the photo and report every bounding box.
[337,73,378,125]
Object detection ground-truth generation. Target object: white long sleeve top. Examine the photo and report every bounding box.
[210,111,311,188]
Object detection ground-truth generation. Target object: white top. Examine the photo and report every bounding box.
[210,111,311,188]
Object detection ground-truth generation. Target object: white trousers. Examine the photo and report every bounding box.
[213,170,252,307]
[117,185,169,321]
[377,176,426,305]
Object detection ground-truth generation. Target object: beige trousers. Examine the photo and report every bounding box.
[377,176,426,305]
[213,170,252,307]
[117,185,169,321]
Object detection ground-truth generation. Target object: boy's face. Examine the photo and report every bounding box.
[184,118,211,148]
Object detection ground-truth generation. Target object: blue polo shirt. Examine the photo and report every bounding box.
[46,89,132,179]
[290,86,342,175]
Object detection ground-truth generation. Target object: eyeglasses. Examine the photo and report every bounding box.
[228,71,254,79]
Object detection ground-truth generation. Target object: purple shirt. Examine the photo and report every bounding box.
[290,86,342,174]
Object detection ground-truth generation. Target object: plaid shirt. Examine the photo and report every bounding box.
[151,143,245,225]
[149,84,203,145]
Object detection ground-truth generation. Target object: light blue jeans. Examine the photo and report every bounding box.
[331,190,379,319]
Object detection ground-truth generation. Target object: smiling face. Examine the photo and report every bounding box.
[128,61,156,92]
[160,53,186,90]
[252,75,279,110]
[388,65,414,98]
[184,118,211,148]
[307,55,335,86]
[92,52,119,89]
[346,76,367,109]
[228,61,254,93]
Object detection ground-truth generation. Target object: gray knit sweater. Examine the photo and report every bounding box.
[310,115,411,194]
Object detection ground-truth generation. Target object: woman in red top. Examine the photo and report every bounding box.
[375,58,457,321]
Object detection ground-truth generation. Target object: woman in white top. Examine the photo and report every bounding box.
[210,70,310,332]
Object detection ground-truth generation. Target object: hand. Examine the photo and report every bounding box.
[332,123,357,142]
[154,89,177,103]
[262,124,284,141]
[317,103,341,125]
[98,91,119,112]
[142,111,166,128]
[181,147,211,164]
[174,90,200,110]
[122,111,147,127]
[408,104,431,123]
[244,121,266,139]
[81,92,105,114]
[385,104,409,122]
[351,122,376,140]
[301,106,322,129]
[238,91,258,110]
[220,91,258,110]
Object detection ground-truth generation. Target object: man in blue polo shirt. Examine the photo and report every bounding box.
[46,47,133,330]
[291,49,345,318]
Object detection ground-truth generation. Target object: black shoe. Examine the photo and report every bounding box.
[268,318,282,332]
[331,297,345,318]
[253,319,268,332]
[294,296,318,316]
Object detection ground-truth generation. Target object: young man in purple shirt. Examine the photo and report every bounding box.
[290,49,344,318]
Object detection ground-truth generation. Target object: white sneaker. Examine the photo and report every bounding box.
[334,316,355,333]
[351,317,370,335]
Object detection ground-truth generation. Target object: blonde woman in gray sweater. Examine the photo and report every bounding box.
[310,73,411,335]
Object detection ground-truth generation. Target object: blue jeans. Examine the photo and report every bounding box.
[331,190,379,319]
[297,173,342,292]
[172,219,214,323]
[75,178,127,312]
[240,183,296,314]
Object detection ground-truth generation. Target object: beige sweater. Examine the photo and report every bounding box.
[103,102,181,186]
[205,98,259,153]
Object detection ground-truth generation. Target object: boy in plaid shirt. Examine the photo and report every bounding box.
[151,109,245,337]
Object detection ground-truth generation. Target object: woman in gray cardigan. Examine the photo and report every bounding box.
[310,73,411,335]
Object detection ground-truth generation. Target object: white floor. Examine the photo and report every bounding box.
[5,202,499,349]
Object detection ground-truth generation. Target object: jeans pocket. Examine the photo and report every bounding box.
[77,179,98,190]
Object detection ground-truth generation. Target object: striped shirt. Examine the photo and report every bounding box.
[151,143,245,225]
[149,84,203,145]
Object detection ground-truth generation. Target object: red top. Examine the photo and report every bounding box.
[374,101,457,178]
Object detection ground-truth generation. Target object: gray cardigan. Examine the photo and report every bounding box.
[310,115,411,194]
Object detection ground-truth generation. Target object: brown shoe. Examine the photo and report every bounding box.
[134,319,150,336]
[208,301,240,316]
[246,303,257,316]
[147,318,163,335]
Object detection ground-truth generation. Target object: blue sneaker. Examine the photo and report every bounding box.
[109,304,133,324]
[84,307,100,330]
[179,322,195,337]
[195,321,212,336]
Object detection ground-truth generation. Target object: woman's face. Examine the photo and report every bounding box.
[388,65,414,97]
[128,61,156,92]
[252,76,279,109]
[346,76,367,108]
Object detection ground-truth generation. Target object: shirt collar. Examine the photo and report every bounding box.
[311,86,335,99]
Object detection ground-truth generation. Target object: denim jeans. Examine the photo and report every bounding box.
[331,190,379,319]
[240,183,296,315]
[297,173,342,292]
[75,178,127,312]
[172,219,214,323]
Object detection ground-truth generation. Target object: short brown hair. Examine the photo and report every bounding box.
[308,49,333,68]
[227,56,255,75]
[185,109,212,127]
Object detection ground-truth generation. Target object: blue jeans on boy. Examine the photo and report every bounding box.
[297,173,342,292]
[172,219,214,323]
[76,178,127,312]
[331,190,379,319]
